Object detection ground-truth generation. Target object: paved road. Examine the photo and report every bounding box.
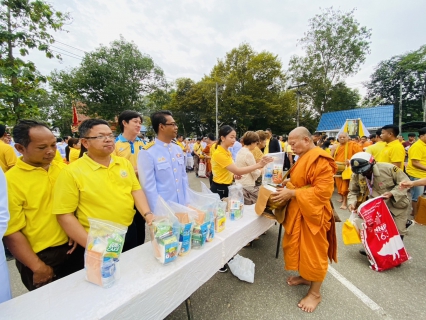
[7,171,426,319]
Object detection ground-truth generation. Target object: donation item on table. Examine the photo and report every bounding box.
[262,152,285,186]
[200,182,227,232]
[150,197,180,264]
[228,184,244,221]
[168,201,199,256]
[357,197,410,271]
[85,218,128,288]
[187,188,218,242]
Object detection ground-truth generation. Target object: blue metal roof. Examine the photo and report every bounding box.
[317,105,394,131]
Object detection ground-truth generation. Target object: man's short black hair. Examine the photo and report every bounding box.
[79,119,109,138]
[62,136,69,141]
[381,124,399,137]
[369,134,375,139]
[376,129,382,137]
[418,128,426,136]
[150,110,173,134]
[408,132,416,137]
[57,137,63,143]
[313,132,321,137]
[118,110,143,132]
[196,137,202,141]
[0,124,6,137]
[207,133,215,141]
[13,120,50,148]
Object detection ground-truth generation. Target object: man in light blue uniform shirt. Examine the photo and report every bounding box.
[230,138,242,162]
[0,169,12,303]
[138,110,189,212]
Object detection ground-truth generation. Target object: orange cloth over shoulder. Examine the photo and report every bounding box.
[283,147,337,282]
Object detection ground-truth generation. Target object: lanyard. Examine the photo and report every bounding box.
[366,174,374,196]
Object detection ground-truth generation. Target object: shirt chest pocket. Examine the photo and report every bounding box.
[157,162,171,171]
[177,158,184,166]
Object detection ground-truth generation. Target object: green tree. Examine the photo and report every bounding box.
[365,45,426,124]
[288,7,371,116]
[0,0,70,124]
[74,36,166,120]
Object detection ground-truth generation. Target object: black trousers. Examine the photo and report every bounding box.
[123,209,146,252]
[210,181,231,199]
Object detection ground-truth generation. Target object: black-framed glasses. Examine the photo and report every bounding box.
[83,134,115,141]
[163,122,178,127]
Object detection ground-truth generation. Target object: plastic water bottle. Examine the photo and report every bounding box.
[101,257,115,288]
[265,166,273,184]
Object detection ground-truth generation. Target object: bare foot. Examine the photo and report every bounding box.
[337,198,343,203]
[287,276,311,286]
[339,205,347,210]
[298,292,322,313]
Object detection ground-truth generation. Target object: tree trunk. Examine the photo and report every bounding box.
[7,6,20,121]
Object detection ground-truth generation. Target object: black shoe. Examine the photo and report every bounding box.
[6,254,14,261]
[359,249,367,256]
[219,264,228,273]
[406,219,414,230]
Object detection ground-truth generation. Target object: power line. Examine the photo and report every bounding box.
[55,41,87,53]
[51,50,82,60]
[51,45,84,59]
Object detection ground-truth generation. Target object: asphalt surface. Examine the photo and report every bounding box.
[6,171,426,319]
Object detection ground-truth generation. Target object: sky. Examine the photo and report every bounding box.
[28,0,426,97]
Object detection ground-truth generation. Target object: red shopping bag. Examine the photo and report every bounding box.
[357,197,410,271]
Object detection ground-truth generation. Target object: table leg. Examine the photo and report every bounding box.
[275,224,282,259]
[185,296,193,320]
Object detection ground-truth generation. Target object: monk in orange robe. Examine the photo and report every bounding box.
[331,132,362,210]
[272,127,337,313]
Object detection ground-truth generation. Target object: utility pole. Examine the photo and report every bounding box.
[399,76,402,134]
[287,83,307,127]
[215,82,218,139]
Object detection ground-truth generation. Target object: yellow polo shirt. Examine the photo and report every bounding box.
[0,140,17,172]
[69,147,80,163]
[211,145,233,184]
[375,139,405,169]
[5,158,68,253]
[366,141,386,161]
[53,154,141,231]
[251,146,264,162]
[114,134,145,169]
[406,139,426,178]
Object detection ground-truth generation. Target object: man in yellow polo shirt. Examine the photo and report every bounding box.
[0,124,17,172]
[3,120,78,291]
[375,125,405,169]
[53,119,153,270]
[366,129,386,159]
[114,110,146,247]
[406,128,426,218]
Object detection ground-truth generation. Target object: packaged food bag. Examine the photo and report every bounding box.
[358,197,410,271]
[187,188,217,242]
[85,218,127,288]
[150,197,180,264]
[215,201,227,232]
[262,152,285,186]
[168,201,198,256]
[228,184,244,221]
[342,212,361,245]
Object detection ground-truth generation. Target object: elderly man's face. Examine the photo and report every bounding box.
[338,134,348,144]
[288,134,310,156]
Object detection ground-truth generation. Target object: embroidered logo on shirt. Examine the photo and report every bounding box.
[158,157,166,163]
[176,153,182,158]
[120,170,128,178]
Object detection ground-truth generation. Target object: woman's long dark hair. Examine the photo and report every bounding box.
[214,125,235,149]
[66,138,79,162]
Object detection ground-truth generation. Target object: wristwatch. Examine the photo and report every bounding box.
[143,211,153,218]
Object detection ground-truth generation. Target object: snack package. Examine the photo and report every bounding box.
[150,197,180,264]
[187,188,217,242]
[168,201,199,256]
[228,184,244,221]
[262,152,285,186]
[215,201,227,232]
[85,218,127,288]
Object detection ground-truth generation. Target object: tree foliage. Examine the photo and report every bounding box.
[365,44,426,123]
[288,7,371,116]
[71,36,166,120]
[0,0,70,124]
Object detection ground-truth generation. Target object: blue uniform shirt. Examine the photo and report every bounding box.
[137,138,189,212]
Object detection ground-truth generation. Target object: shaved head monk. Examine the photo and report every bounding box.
[330,132,362,209]
[271,127,338,313]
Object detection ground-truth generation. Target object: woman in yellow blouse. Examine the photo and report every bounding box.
[210,125,272,199]
[66,138,81,163]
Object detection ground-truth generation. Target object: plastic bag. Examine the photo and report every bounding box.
[187,188,217,242]
[85,218,128,288]
[168,201,198,256]
[342,212,361,245]
[358,197,410,271]
[198,160,207,178]
[228,184,244,221]
[215,201,227,232]
[262,152,285,186]
[150,197,180,264]
[228,254,255,283]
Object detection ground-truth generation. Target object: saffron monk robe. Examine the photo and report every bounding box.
[271,127,338,313]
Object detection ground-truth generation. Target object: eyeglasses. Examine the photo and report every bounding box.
[163,122,178,127]
[83,134,115,141]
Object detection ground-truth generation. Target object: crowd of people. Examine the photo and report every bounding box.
[0,113,424,314]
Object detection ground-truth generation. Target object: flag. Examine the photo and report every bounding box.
[72,104,78,126]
